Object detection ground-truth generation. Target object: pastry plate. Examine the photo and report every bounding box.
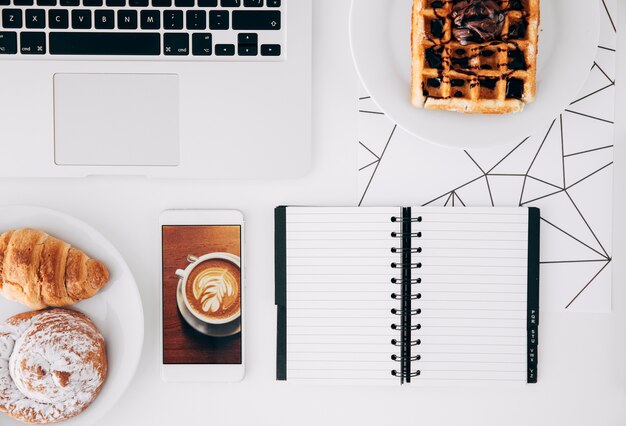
[0,206,144,426]
[350,0,600,149]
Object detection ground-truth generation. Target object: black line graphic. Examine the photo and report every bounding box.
[487,137,529,174]
[564,145,613,158]
[359,141,381,160]
[540,218,608,260]
[560,114,566,189]
[570,83,614,105]
[359,125,397,206]
[357,2,617,309]
[564,109,614,124]
[566,162,613,190]
[601,0,616,32]
[565,261,611,309]
[359,110,385,115]
[565,191,610,258]
[359,159,379,172]
[592,62,615,85]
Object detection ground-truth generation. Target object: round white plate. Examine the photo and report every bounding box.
[0,206,144,426]
[350,0,600,148]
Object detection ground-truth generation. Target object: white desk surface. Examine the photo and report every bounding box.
[1,1,625,425]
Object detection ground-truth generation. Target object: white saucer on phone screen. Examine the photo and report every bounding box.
[350,0,600,149]
[0,206,144,426]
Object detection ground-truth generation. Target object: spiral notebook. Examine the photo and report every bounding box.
[275,206,540,385]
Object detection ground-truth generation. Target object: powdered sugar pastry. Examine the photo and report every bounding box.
[0,309,107,424]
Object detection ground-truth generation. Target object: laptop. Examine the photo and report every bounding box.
[0,0,312,178]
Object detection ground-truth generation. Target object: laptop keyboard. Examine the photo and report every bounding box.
[0,0,284,59]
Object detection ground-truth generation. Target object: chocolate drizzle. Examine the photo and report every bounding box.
[419,0,534,104]
[451,0,505,46]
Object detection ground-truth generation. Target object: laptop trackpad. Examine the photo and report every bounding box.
[54,74,179,166]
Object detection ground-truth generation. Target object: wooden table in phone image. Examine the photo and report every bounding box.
[162,225,242,365]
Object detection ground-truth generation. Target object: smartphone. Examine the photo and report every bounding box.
[159,210,245,382]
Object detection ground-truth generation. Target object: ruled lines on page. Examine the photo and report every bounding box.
[285,207,402,385]
[409,207,529,384]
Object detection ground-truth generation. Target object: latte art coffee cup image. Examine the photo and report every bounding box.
[177,253,242,327]
[185,259,241,323]
[162,224,242,364]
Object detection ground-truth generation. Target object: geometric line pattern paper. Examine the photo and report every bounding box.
[357,0,616,312]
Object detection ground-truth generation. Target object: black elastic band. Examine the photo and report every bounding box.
[400,207,412,384]
[275,207,288,381]
[526,207,540,383]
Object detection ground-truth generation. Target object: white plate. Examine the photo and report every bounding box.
[0,206,144,426]
[350,0,600,149]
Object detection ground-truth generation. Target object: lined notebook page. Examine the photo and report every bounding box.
[285,207,402,385]
[410,207,528,385]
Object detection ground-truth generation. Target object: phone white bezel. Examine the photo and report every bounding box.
[159,209,245,382]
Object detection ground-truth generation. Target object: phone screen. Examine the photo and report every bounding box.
[162,225,242,365]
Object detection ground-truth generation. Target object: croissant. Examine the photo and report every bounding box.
[0,228,109,309]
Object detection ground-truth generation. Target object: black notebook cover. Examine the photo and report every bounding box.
[275,206,288,381]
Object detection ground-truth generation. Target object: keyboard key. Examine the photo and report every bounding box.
[106,0,125,5]
[118,10,137,28]
[129,0,148,5]
[243,0,262,6]
[14,0,34,6]
[72,9,91,28]
[186,10,205,29]
[163,10,182,29]
[266,0,279,6]
[208,10,227,29]
[215,43,233,55]
[0,32,17,54]
[220,0,239,6]
[50,32,160,54]
[25,9,45,28]
[260,43,279,56]
[197,0,216,6]
[37,0,56,4]
[192,32,211,55]
[49,9,68,28]
[84,0,103,5]
[237,32,256,44]
[238,44,256,56]
[95,9,114,28]
[163,32,188,55]
[20,31,45,54]
[152,0,170,5]
[0,0,10,5]
[140,9,159,28]
[2,10,22,28]
[60,0,79,5]
[175,0,193,6]
[232,10,279,30]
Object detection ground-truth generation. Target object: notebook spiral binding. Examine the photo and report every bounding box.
[389,207,422,384]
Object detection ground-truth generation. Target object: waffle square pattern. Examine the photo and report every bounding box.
[411,0,540,114]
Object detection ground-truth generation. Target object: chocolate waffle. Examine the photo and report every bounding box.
[411,0,540,114]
